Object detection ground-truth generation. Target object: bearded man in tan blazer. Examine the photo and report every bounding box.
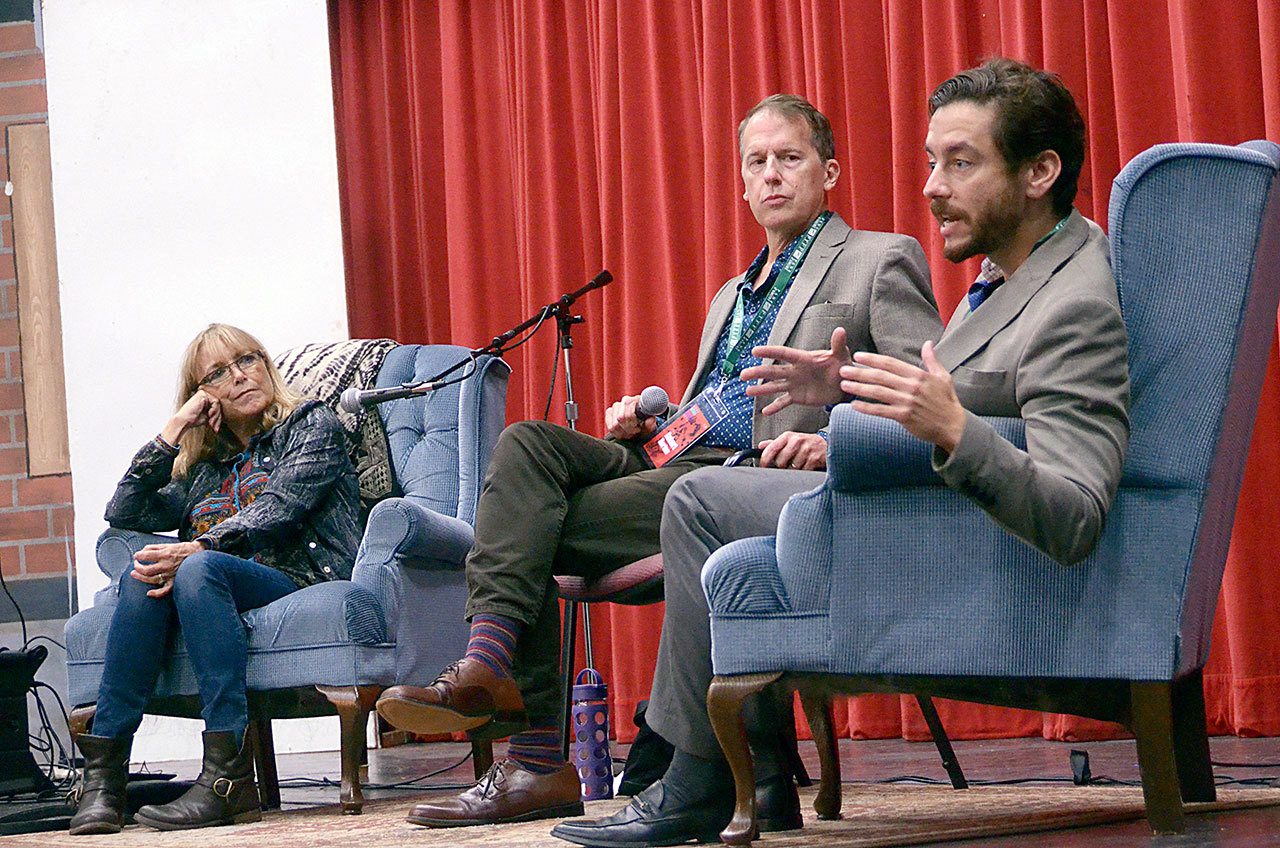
[372,93,943,829]
[549,58,1128,848]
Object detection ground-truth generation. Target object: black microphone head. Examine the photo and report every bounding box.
[338,386,364,414]
[638,385,670,418]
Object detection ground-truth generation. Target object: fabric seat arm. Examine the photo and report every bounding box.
[828,405,1025,491]
[350,496,475,641]
[95,528,178,582]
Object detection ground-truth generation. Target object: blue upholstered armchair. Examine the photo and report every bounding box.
[702,141,1280,842]
[64,344,510,814]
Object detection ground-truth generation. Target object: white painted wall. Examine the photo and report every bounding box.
[44,1,351,760]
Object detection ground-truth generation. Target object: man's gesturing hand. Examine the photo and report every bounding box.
[742,327,852,414]
[604,394,659,441]
[841,341,966,453]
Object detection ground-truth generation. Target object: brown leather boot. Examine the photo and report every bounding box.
[69,734,131,835]
[377,657,527,737]
[406,758,583,827]
[133,730,261,830]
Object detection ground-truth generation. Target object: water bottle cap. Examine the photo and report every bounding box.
[572,667,608,701]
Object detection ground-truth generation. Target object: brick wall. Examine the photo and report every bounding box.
[0,20,75,606]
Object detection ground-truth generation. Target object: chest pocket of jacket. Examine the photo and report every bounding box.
[789,302,854,350]
[798,302,853,319]
[952,366,1007,388]
[951,366,1013,414]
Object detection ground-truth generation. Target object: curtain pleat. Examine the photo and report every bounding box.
[329,0,1280,744]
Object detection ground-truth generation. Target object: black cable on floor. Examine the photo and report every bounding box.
[275,747,478,793]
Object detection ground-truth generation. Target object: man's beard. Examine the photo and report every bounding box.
[941,187,1024,265]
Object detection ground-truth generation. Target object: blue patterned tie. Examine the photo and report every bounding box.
[967,258,1006,312]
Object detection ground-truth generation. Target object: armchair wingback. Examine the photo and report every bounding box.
[703,141,1280,841]
[64,343,510,813]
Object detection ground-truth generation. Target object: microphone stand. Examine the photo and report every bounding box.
[404,271,614,397]
[457,272,613,675]
[545,280,606,666]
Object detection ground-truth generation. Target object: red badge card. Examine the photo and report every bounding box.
[643,387,729,468]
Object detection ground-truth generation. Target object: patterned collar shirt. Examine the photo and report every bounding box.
[967,215,1071,313]
[696,237,803,450]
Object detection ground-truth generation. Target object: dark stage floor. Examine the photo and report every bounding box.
[87,735,1280,846]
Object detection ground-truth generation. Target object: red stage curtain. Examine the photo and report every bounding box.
[329,0,1280,744]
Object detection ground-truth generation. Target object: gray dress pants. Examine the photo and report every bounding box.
[647,465,825,759]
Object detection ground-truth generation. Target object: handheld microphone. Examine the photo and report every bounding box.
[637,385,670,420]
[339,380,448,413]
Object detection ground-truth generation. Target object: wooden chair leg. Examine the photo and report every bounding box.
[1131,682,1186,834]
[915,695,967,789]
[1171,669,1215,802]
[248,719,281,810]
[473,739,495,779]
[798,688,842,821]
[708,672,782,846]
[68,704,95,747]
[316,684,381,815]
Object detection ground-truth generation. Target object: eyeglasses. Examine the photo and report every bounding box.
[199,351,265,387]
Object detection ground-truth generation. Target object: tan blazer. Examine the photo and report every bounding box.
[933,210,1131,565]
[679,213,942,445]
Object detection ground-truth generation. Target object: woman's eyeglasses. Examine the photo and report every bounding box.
[199,351,265,387]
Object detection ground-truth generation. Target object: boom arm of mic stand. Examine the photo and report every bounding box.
[475,269,613,358]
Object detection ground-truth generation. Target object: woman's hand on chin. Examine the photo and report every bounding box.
[131,540,207,598]
[160,390,222,445]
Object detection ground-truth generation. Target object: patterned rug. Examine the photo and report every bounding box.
[11,784,1280,847]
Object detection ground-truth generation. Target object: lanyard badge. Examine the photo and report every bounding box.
[645,211,831,468]
[643,384,730,468]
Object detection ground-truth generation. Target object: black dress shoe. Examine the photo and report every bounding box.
[551,779,732,847]
[756,773,802,832]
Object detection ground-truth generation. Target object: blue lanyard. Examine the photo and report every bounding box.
[721,210,831,377]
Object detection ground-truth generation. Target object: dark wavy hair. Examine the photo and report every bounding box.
[929,58,1085,216]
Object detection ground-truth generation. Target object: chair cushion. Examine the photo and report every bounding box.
[64,581,395,706]
[556,554,664,603]
[377,345,470,517]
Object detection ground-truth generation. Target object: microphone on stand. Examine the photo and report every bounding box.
[338,379,449,413]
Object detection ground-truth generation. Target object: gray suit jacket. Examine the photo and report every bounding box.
[933,210,1131,565]
[680,213,941,444]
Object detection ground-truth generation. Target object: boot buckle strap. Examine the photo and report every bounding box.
[212,777,235,798]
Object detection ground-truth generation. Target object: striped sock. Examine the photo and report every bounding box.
[465,614,520,677]
[508,725,564,774]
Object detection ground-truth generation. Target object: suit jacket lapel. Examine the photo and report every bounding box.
[766,213,849,347]
[681,271,744,404]
[682,212,850,403]
[936,210,1089,371]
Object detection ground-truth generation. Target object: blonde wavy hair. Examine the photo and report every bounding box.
[172,324,303,478]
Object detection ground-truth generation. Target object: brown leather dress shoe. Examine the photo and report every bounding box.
[406,758,584,827]
[376,657,527,736]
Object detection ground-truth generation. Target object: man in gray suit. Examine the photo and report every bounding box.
[552,58,1128,848]
[374,94,942,828]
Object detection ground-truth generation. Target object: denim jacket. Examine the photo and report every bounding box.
[104,400,361,588]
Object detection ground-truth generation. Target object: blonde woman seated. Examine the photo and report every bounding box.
[71,323,360,834]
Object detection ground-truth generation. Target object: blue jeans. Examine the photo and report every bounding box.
[92,550,299,741]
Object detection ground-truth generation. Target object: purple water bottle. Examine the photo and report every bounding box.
[570,667,613,799]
